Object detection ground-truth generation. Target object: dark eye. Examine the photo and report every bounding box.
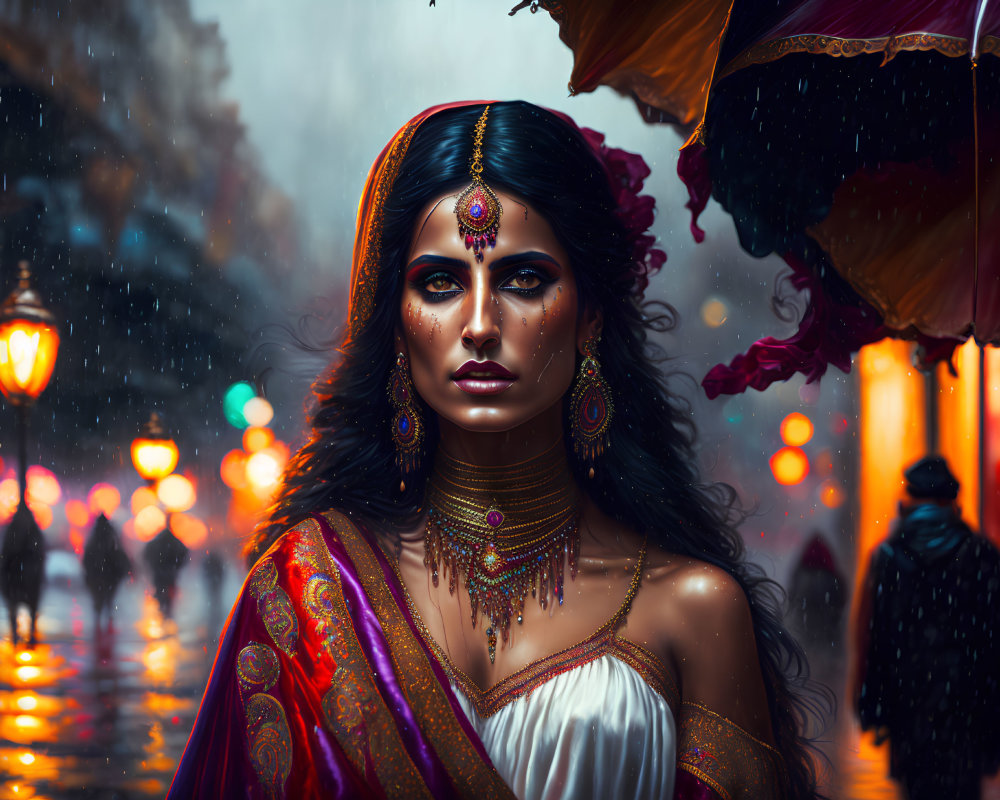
[501,268,549,295]
[418,271,462,297]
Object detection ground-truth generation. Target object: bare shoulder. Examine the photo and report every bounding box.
[635,548,774,741]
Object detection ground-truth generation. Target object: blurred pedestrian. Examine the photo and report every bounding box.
[853,455,1000,800]
[0,503,46,647]
[143,526,189,617]
[787,531,847,653]
[82,513,132,630]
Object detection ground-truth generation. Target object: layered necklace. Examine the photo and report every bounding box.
[424,440,581,664]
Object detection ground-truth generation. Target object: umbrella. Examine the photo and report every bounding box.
[515,0,999,395]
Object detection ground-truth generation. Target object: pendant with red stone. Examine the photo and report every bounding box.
[455,178,502,262]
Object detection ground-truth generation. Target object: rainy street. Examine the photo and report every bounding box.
[1,554,998,799]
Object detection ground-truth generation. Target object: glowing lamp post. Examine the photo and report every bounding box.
[131,412,179,485]
[0,262,60,510]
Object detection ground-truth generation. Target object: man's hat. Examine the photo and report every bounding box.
[904,455,959,500]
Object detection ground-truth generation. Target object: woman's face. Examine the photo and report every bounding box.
[400,189,591,434]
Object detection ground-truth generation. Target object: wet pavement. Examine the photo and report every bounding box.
[0,553,997,799]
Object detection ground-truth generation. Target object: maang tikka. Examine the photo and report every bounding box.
[455,105,503,262]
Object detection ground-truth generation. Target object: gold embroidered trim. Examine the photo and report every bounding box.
[982,36,1000,57]
[247,556,299,657]
[391,537,676,719]
[283,517,432,797]
[677,701,789,800]
[349,120,421,337]
[717,32,971,83]
[244,692,292,799]
[322,510,516,797]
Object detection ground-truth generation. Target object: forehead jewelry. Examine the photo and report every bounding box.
[455,105,503,263]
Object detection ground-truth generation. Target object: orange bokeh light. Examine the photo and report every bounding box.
[820,479,846,509]
[131,438,179,482]
[0,477,21,521]
[88,483,121,517]
[220,449,248,490]
[242,426,275,453]
[0,319,60,404]
[133,505,167,542]
[171,512,208,548]
[770,447,810,486]
[28,502,52,530]
[780,412,814,447]
[65,499,90,528]
[130,486,159,516]
[156,474,196,512]
[26,466,60,506]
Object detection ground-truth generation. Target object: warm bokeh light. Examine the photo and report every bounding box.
[937,338,980,528]
[223,381,256,428]
[18,751,35,766]
[14,715,41,731]
[65,498,90,528]
[16,694,37,711]
[28,502,52,530]
[820,479,846,509]
[25,465,61,506]
[246,450,281,493]
[131,438,179,482]
[243,396,274,427]
[88,483,121,517]
[15,666,40,682]
[156,474,196,512]
[699,297,728,328]
[133,505,167,542]
[242,425,275,453]
[780,412,814,447]
[0,477,20,521]
[131,485,160,515]
[220,449,248,490]
[171,512,208,548]
[769,446,809,486]
[0,321,60,404]
[18,651,32,663]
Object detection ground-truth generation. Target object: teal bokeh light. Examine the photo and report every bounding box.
[223,381,257,428]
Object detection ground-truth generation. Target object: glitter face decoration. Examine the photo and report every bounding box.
[455,106,503,262]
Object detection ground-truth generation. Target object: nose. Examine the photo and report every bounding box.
[460,271,500,351]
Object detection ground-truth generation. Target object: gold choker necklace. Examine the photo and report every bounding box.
[424,441,580,663]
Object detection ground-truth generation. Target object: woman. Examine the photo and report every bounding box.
[169,101,820,799]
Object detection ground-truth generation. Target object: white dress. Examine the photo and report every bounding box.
[435,547,680,800]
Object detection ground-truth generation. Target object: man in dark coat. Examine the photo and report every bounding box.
[853,456,1000,800]
[82,513,132,629]
[0,503,46,647]
[143,525,189,617]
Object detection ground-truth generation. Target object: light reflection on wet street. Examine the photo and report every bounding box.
[1,558,998,799]
[0,556,242,800]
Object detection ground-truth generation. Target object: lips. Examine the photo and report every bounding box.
[452,360,517,395]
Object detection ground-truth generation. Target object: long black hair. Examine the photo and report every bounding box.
[249,101,823,797]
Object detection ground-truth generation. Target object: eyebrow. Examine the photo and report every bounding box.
[404,251,562,274]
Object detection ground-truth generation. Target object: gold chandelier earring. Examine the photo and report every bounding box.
[569,335,613,479]
[389,352,424,489]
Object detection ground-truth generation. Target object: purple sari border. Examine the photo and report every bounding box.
[358,520,498,767]
[312,513,454,797]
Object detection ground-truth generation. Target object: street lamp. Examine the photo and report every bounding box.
[0,261,60,510]
[131,412,179,485]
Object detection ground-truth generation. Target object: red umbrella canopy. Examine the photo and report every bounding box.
[519,0,999,395]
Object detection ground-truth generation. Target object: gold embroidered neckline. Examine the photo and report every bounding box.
[384,537,679,717]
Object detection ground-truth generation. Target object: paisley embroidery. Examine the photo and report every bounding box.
[322,665,379,775]
[248,557,299,657]
[244,692,292,799]
[237,642,280,699]
[304,572,350,664]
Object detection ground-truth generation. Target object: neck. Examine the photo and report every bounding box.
[435,404,566,467]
